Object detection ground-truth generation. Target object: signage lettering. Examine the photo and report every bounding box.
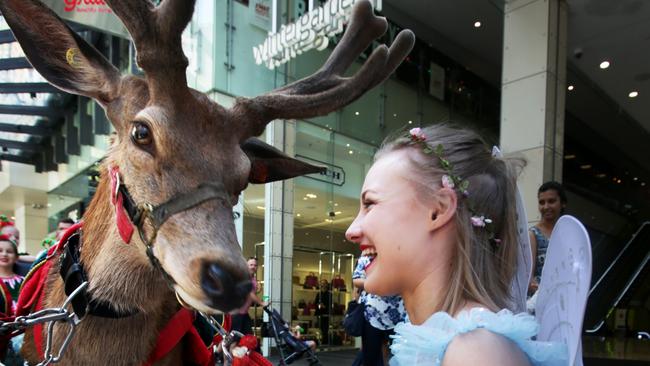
[253,0,381,70]
[296,155,346,186]
[63,0,112,13]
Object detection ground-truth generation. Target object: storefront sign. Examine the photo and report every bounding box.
[253,0,381,70]
[41,0,129,38]
[297,155,346,186]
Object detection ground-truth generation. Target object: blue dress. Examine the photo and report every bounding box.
[390,308,567,366]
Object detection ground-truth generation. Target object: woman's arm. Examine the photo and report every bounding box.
[528,230,538,292]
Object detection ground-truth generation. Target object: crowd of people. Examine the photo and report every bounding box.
[1,123,574,365]
[0,216,76,365]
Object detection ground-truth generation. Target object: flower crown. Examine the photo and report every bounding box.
[408,128,501,247]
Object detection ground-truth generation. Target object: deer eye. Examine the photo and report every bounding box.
[131,122,152,145]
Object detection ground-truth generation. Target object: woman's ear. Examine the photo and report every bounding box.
[428,188,457,232]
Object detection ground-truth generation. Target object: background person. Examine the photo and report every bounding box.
[352,247,406,366]
[232,257,267,338]
[528,181,567,294]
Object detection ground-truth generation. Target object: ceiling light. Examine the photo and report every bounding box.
[296,213,301,217]
[335,211,342,215]
[349,150,354,154]
[354,111,359,116]
[599,61,610,69]
[408,120,413,124]
[334,203,339,207]
[642,182,646,187]
[256,206,265,210]
[346,143,350,147]
[564,154,576,159]
[580,164,592,170]
[629,91,639,98]
[325,219,333,223]
[306,193,317,199]
[567,85,574,91]
[633,177,638,181]
[303,197,308,200]
[474,21,481,28]
[596,173,606,178]
[617,179,622,184]
[393,113,397,117]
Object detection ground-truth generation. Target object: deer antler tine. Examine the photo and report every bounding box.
[103,0,154,45]
[104,0,196,99]
[321,0,387,75]
[156,0,196,36]
[368,30,416,89]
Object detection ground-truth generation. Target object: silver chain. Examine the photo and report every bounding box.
[199,312,244,365]
[0,282,88,366]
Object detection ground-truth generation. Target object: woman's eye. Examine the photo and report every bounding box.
[362,200,375,209]
[131,122,153,145]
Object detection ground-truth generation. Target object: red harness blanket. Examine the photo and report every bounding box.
[14,223,213,365]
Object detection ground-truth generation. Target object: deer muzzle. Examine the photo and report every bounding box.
[201,261,253,310]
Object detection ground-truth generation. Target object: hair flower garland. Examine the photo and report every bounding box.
[406,128,501,248]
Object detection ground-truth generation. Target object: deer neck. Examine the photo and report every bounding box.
[79,170,175,314]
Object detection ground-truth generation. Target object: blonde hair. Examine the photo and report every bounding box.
[376,123,525,315]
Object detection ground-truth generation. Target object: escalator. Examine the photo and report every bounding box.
[584,222,650,333]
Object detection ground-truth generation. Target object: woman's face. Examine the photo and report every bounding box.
[538,189,564,223]
[0,241,17,269]
[345,151,436,296]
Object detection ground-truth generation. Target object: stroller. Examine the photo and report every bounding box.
[263,306,321,366]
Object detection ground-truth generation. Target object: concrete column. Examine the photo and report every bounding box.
[261,119,295,356]
[500,0,567,224]
[14,204,49,254]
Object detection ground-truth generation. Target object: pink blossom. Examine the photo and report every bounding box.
[409,127,426,141]
[470,216,486,227]
[441,175,455,189]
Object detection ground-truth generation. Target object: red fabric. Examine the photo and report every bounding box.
[144,308,213,366]
[109,166,134,244]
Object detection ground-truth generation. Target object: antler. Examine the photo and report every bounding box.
[104,0,196,99]
[232,0,415,138]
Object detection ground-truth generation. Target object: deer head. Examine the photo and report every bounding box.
[0,0,414,313]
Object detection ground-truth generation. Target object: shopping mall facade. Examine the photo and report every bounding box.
[1,0,648,355]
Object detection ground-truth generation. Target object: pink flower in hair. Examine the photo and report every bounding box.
[470,216,486,227]
[409,127,426,142]
[441,175,455,189]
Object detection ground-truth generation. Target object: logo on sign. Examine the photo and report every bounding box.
[64,0,112,13]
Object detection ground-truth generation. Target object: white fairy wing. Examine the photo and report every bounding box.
[535,215,592,366]
[491,146,531,313]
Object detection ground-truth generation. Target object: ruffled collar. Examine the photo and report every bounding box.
[390,308,567,366]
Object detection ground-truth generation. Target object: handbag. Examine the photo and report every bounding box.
[331,274,346,291]
[342,300,365,337]
[303,272,318,289]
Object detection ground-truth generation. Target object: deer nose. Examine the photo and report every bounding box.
[201,261,252,311]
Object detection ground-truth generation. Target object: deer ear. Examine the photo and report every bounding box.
[241,138,326,184]
[0,0,120,105]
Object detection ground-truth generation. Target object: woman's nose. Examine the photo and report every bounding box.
[345,221,361,243]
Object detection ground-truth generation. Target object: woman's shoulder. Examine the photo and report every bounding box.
[443,328,530,366]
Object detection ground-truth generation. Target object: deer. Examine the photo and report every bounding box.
[0,0,414,364]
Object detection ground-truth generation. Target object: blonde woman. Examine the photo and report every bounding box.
[345,124,566,365]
